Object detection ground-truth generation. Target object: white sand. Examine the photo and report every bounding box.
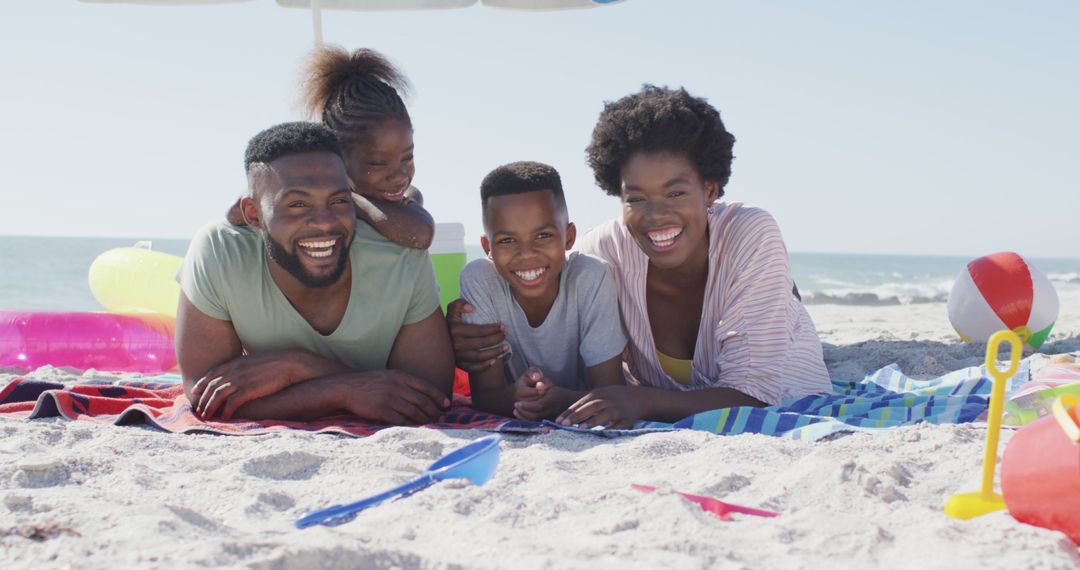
[3,294,1080,569]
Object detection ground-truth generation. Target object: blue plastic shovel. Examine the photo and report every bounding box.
[295,434,502,529]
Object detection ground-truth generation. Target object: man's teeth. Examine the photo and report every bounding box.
[647,228,683,246]
[298,239,337,258]
[514,268,546,282]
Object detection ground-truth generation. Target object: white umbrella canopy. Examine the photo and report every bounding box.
[78,0,627,44]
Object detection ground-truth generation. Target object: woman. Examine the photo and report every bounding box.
[229,47,434,249]
[450,85,830,428]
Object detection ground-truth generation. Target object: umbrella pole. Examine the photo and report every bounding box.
[311,0,324,46]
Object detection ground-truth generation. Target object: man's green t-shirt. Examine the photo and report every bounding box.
[179,220,440,371]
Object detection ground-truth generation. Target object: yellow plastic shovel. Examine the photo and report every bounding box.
[944,329,1023,520]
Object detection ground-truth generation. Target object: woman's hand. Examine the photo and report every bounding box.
[556,386,645,429]
[445,299,508,373]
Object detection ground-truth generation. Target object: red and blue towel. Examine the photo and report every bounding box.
[0,374,542,437]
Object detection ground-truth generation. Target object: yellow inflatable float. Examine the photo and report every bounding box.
[88,244,183,317]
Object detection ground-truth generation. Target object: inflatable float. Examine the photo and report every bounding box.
[0,311,177,373]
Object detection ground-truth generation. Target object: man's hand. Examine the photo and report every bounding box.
[342,370,451,425]
[556,386,644,429]
[446,299,507,373]
[190,350,342,420]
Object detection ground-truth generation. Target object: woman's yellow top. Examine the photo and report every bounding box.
[656,349,693,385]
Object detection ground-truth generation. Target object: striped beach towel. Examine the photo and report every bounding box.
[550,361,1031,441]
[0,373,541,437]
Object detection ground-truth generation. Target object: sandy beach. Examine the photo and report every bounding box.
[2,293,1080,570]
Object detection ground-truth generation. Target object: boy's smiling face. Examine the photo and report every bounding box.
[481,189,576,310]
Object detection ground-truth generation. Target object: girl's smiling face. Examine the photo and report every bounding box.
[619,151,718,271]
[343,119,415,203]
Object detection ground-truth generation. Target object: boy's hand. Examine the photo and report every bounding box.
[446,299,508,372]
[512,368,570,422]
[512,366,548,402]
[556,386,643,429]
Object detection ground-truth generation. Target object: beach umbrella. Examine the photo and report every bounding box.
[78,0,627,45]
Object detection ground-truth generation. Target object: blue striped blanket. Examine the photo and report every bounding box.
[547,361,1031,442]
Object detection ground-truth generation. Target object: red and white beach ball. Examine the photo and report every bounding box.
[948,252,1059,349]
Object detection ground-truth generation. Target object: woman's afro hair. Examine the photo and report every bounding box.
[585,85,735,198]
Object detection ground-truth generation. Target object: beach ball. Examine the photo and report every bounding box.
[948,252,1059,349]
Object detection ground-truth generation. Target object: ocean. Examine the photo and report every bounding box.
[0,235,1077,312]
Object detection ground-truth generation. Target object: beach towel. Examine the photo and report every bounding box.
[548,360,1032,442]
[0,374,541,437]
[0,361,1035,442]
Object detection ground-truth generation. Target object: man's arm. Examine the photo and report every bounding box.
[386,308,455,398]
[178,292,352,419]
[176,291,243,402]
[353,193,434,250]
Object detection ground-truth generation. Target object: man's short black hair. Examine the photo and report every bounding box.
[586,85,736,198]
[480,161,567,223]
[244,121,343,171]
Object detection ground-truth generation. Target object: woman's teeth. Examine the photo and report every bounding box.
[514,268,546,283]
[647,228,683,248]
[298,238,337,258]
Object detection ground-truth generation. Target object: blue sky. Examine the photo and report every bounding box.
[1,0,1077,258]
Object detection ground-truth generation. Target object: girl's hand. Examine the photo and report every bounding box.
[225,198,246,226]
[557,386,643,429]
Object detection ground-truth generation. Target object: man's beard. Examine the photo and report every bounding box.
[263,232,350,288]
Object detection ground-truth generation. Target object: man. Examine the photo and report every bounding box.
[176,122,453,423]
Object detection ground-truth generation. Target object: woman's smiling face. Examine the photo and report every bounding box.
[619,151,718,270]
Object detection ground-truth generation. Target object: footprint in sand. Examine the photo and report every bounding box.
[242,451,325,481]
[13,459,70,488]
[244,492,295,515]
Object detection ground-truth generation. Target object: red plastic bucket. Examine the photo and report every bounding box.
[1001,395,1080,544]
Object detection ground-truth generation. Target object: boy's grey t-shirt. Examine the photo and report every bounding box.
[459,251,627,391]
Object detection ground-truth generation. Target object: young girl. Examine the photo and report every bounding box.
[450,85,831,427]
[228,47,433,249]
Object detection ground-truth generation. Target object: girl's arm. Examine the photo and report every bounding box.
[225,190,436,250]
[352,189,435,250]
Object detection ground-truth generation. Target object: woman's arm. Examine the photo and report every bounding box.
[556,384,765,429]
[711,208,829,405]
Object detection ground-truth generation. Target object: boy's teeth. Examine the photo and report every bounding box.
[647,228,683,245]
[514,268,546,281]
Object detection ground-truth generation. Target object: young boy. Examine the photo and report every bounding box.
[460,161,627,421]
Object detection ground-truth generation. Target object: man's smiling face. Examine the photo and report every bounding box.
[245,151,357,288]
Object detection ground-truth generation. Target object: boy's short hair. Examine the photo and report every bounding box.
[244,122,343,172]
[480,161,567,223]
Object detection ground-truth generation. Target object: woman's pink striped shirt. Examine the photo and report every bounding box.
[576,202,830,406]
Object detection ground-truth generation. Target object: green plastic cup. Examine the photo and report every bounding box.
[431,222,466,311]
